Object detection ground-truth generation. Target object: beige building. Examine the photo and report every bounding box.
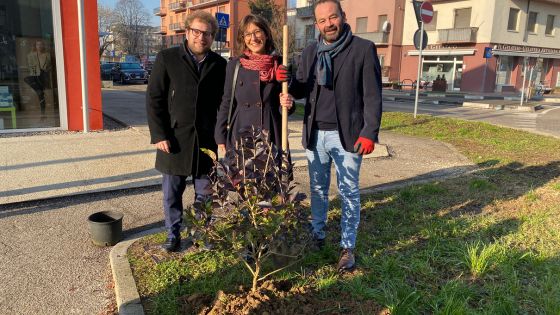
[155,0,286,58]
[400,0,560,92]
[287,0,317,52]
[342,0,406,82]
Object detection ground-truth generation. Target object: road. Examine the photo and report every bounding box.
[384,100,560,138]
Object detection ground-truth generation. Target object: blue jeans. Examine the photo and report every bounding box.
[306,130,362,249]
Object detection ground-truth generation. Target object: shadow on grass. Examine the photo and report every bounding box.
[136,160,560,314]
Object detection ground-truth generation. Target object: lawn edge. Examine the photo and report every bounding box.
[109,226,165,315]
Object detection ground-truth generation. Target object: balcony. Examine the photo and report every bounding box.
[155,26,167,34]
[189,0,228,9]
[153,7,166,16]
[169,23,186,32]
[438,27,478,43]
[296,6,313,18]
[355,32,389,45]
[169,1,187,12]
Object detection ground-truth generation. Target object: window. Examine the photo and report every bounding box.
[496,56,514,85]
[356,17,368,33]
[424,11,437,31]
[305,24,314,42]
[546,15,555,35]
[528,11,538,33]
[1,0,61,129]
[454,8,471,28]
[377,15,387,32]
[508,8,520,31]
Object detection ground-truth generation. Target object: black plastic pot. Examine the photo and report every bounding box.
[87,211,123,246]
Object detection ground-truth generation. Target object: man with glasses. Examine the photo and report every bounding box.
[280,0,382,272]
[146,11,227,252]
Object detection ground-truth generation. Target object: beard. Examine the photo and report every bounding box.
[188,40,211,55]
[320,25,341,43]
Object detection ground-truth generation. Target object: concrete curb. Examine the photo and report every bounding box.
[109,227,166,315]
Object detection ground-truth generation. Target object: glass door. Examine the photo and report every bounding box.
[0,0,61,130]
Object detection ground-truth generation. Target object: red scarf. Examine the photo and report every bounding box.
[239,50,278,82]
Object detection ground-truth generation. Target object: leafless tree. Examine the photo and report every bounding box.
[98,4,116,57]
[249,0,288,57]
[112,0,151,57]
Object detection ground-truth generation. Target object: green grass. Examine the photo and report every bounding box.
[130,112,560,314]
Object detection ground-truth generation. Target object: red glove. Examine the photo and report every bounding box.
[354,137,375,155]
[275,65,290,82]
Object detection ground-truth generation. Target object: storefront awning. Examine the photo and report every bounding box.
[408,49,476,56]
[492,50,560,59]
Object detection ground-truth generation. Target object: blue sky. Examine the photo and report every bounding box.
[98,0,160,26]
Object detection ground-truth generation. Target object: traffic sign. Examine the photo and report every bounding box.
[412,0,423,28]
[216,13,229,29]
[414,29,428,50]
[483,47,493,58]
[420,2,434,24]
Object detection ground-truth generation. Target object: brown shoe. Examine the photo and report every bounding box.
[337,248,356,272]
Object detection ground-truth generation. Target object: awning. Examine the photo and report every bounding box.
[408,49,476,56]
[492,50,560,59]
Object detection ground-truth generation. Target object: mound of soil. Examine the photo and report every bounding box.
[179,280,383,315]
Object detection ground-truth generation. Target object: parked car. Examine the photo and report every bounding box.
[100,62,115,80]
[111,62,149,84]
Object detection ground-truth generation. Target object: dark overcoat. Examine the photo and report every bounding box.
[289,36,382,152]
[214,56,294,149]
[146,43,227,176]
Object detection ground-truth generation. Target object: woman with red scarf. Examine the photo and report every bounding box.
[215,14,292,152]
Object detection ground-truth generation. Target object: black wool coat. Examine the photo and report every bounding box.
[214,56,294,150]
[146,43,227,176]
[289,36,383,152]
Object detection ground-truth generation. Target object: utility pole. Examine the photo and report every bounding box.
[520,0,532,107]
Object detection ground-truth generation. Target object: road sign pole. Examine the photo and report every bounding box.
[414,21,424,119]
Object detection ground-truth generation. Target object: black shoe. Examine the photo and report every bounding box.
[162,237,181,252]
[313,237,325,250]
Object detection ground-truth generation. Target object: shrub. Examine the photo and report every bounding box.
[185,127,311,292]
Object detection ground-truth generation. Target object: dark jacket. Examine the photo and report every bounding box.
[215,56,294,149]
[146,43,227,176]
[289,36,382,152]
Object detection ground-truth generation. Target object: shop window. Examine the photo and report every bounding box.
[454,8,471,29]
[508,8,520,31]
[377,15,387,32]
[496,56,513,85]
[424,11,437,31]
[528,12,538,33]
[356,17,367,33]
[546,15,555,35]
[0,0,60,130]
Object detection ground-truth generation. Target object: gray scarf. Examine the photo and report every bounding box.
[316,23,352,87]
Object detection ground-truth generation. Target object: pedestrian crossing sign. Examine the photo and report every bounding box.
[216,13,229,29]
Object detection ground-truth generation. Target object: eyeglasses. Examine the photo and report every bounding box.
[189,27,213,38]
[243,29,264,40]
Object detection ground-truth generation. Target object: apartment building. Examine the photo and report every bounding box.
[288,0,317,52]
[155,0,285,58]
[400,0,560,92]
[342,0,406,82]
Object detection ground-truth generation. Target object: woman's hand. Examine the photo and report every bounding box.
[279,93,294,110]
